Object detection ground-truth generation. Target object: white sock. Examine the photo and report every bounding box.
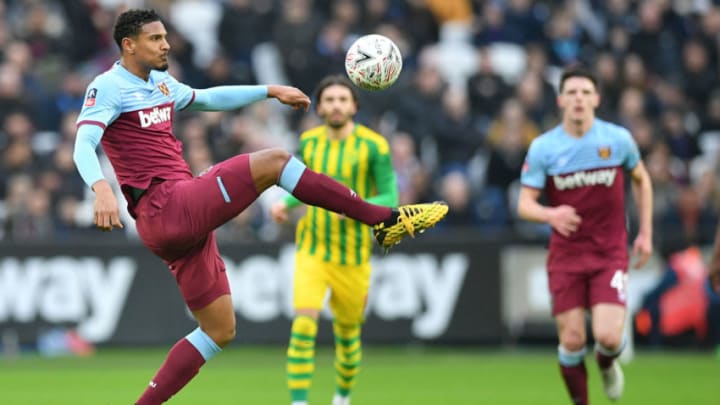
[332,393,350,405]
[292,401,308,405]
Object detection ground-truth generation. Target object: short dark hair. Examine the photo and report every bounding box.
[313,75,358,111]
[558,66,599,93]
[113,9,162,49]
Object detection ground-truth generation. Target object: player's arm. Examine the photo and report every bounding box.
[74,79,123,232]
[73,125,123,231]
[366,140,399,207]
[628,161,653,268]
[517,186,580,237]
[517,141,580,237]
[185,85,310,112]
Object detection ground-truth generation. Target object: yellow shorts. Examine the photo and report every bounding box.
[293,251,371,324]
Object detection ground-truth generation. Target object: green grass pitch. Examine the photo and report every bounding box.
[0,346,716,404]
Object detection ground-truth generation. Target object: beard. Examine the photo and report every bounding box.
[157,62,169,71]
[326,114,349,129]
[327,120,345,129]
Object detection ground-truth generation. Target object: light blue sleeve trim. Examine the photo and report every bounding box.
[278,156,306,193]
[216,176,231,203]
[558,345,587,366]
[186,85,268,111]
[185,327,222,361]
[520,140,547,189]
[73,124,106,188]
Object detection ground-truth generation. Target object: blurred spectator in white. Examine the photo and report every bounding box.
[169,0,222,68]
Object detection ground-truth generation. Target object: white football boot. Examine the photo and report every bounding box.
[600,361,625,401]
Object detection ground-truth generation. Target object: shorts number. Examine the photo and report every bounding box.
[610,270,627,300]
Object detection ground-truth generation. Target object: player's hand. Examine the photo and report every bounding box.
[267,85,311,112]
[92,180,124,231]
[548,205,581,237]
[631,232,652,269]
[270,201,289,223]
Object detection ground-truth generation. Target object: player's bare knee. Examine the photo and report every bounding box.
[250,148,293,190]
[560,332,586,352]
[258,148,291,175]
[595,333,622,351]
[207,326,236,347]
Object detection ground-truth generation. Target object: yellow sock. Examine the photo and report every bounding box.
[333,322,362,397]
[287,316,318,403]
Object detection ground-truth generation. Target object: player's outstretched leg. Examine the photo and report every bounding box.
[135,327,222,404]
[558,345,589,405]
[271,154,448,251]
[596,340,626,401]
[287,315,319,405]
[332,322,362,405]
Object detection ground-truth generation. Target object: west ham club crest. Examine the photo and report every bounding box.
[157,82,170,96]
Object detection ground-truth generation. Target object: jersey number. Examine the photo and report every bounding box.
[610,270,628,301]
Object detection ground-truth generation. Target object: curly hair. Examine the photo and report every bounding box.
[112,9,162,50]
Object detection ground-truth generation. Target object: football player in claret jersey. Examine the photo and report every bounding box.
[517,67,653,405]
[73,9,447,405]
[270,75,398,405]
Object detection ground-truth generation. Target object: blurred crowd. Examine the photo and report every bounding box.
[2,0,720,248]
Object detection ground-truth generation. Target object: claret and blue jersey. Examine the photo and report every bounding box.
[521,119,641,271]
[76,62,196,194]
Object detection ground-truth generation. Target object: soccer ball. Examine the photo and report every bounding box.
[345,34,403,91]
